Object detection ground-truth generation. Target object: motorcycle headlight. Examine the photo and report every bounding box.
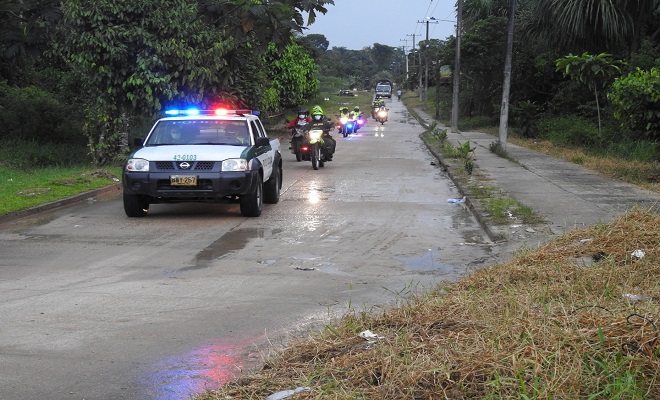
[309,129,323,140]
[378,111,387,117]
[340,117,348,124]
[125,158,149,172]
[222,158,249,171]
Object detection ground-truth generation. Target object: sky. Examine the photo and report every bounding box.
[304,0,458,51]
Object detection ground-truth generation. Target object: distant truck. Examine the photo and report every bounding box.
[374,79,393,99]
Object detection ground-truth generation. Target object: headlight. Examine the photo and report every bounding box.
[309,129,323,140]
[340,117,348,124]
[222,158,249,172]
[378,111,387,117]
[126,158,149,172]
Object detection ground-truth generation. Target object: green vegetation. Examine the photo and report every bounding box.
[198,208,660,399]
[0,165,121,215]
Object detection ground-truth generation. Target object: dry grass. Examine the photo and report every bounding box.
[510,138,660,195]
[197,208,659,399]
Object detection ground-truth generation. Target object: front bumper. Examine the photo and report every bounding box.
[122,169,260,203]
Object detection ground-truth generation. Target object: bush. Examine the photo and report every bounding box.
[537,115,606,146]
[0,81,85,144]
[608,67,660,142]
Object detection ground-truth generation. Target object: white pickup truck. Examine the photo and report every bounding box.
[122,108,282,217]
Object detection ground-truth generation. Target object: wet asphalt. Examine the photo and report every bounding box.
[0,98,498,399]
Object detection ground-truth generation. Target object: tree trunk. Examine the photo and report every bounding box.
[498,0,516,151]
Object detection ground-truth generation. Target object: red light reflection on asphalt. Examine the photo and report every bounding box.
[147,335,264,399]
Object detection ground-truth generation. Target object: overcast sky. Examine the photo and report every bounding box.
[304,0,458,51]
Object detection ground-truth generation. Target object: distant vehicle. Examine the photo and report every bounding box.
[338,89,355,96]
[374,79,392,99]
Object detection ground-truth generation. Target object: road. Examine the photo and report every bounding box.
[0,98,496,399]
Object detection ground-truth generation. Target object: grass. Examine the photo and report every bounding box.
[0,165,122,215]
[197,207,659,399]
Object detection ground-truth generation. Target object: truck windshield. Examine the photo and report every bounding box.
[146,120,250,146]
[376,85,391,91]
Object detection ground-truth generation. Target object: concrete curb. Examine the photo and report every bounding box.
[407,106,505,244]
[0,183,122,225]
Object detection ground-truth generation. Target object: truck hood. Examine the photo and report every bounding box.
[132,145,249,161]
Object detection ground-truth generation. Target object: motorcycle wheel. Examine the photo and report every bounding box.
[295,143,302,162]
[342,129,348,138]
[311,144,319,170]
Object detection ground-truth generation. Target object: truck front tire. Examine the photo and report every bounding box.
[240,175,263,217]
[123,193,149,217]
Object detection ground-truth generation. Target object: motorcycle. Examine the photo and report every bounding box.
[306,129,326,170]
[353,113,366,132]
[374,108,388,125]
[335,115,356,138]
[290,126,306,162]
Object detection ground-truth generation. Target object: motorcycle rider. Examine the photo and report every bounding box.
[338,106,350,119]
[304,105,336,161]
[351,106,364,132]
[286,109,311,149]
[287,109,311,129]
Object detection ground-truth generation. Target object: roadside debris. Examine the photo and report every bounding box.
[447,196,466,203]
[622,293,649,304]
[631,249,645,258]
[266,386,311,400]
[358,330,385,342]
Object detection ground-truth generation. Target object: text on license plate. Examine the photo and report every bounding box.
[170,175,197,186]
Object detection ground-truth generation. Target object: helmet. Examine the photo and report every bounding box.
[340,107,348,112]
[310,105,323,116]
[353,106,360,112]
[298,109,309,115]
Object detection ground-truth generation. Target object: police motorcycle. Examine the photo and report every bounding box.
[335,107,355,138]
[303,106,334,170]
[288,110,310,162]
[371,99,386,119]
[305,128,326,170]
[350,107,366,133]
[374,107,388,125]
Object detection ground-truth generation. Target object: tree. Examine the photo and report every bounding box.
[0,0,62,82]
[556,52,625,135]
[263,40,319,111]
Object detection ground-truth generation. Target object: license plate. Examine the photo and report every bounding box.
[170,175,197,186]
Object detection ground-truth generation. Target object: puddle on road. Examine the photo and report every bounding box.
[395,248,455,274]
[145,336,264,400]
[181,228,282,271]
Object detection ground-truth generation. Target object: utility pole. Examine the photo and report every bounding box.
[418,17,438,110]
[451,1,463,133]
[400,39,410,80]
[406,33,417,91]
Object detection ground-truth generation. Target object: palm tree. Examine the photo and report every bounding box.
[528,0,659,54]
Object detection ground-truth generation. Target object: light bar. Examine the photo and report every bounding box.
[164,108,259,116]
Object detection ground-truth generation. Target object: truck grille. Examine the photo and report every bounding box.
[154,161,216,171]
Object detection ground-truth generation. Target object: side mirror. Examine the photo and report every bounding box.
[255,137,270,147]
[133,137,144,147]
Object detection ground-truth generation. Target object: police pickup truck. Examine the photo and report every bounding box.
[122,108,282,217]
